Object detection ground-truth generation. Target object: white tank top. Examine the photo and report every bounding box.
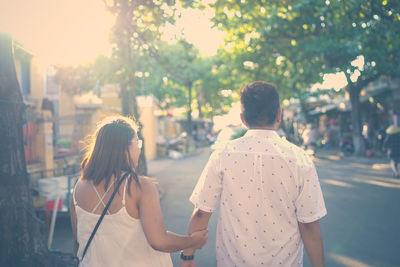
[73,179,173,267]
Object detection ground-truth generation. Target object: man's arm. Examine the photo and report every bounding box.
[298,220,324,267]
[182,150,221,266]
[183,208,212,256]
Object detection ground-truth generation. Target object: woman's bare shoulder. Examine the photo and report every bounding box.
[138,175,158,184]
[75,179,90,191]
[137,176,159,194]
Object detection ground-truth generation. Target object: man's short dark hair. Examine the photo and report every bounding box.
[240,81,280,127]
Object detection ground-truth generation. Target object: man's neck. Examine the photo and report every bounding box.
[249,125,277,131]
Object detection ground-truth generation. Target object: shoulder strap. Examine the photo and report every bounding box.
[122,178,128,206]
[72,180,79,206]
[80,172,131,261]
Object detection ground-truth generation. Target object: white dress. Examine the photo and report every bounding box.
[73,179,173,267]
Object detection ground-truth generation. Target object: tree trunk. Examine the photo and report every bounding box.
[121,83,131,116]
[187,81,193,136]
[196,84,204,119]
[197,98,203,119]
[348,86,365,157]
[294,87,309,123]
[0,33,74,267]
[344,71,366,157]
[130,82,148,176]
[115,2,147,175]
[299,97,310,123]
[120,82,147,174]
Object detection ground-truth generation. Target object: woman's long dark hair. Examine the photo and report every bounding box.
[81,116,140,192]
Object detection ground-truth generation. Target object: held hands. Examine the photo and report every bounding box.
[181,260,196,267]
[190,229,208,249]
[181,229,208,267]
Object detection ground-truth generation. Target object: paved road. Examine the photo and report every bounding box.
[53,148,400,267]
[313,152,400,267]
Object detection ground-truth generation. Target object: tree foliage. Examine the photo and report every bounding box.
[208,0,400,155]
[55,1,240,125]
[53,55,119,95]
[156,40,234,119]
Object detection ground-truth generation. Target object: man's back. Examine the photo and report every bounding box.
[190,129,326,267]
[385,133,400,157]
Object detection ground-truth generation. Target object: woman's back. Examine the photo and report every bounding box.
[73,177,172,267]
[70,116,207,266]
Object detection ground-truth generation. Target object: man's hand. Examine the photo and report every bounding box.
[181,260,196,267]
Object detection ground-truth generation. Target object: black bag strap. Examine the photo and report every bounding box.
[80,172,131,261]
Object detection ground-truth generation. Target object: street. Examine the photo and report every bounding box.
[53,148,400,267]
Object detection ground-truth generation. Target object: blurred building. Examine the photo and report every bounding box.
[66,84,159,161]
[305,77,400,152]
[13,39,55,171]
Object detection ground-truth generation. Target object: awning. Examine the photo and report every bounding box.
[308,103,337,116]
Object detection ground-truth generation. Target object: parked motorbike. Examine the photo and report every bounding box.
[339,135,354,155]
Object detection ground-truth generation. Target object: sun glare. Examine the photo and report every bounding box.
[1,0,224,66]
[311,72,348,92]
[0,0,114,66]
[162,7,225,56]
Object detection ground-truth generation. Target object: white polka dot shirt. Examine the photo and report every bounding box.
[190,129,327,267]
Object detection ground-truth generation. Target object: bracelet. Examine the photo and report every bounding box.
[180,251,194,261]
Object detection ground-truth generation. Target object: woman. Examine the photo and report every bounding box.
[70,116,208,266]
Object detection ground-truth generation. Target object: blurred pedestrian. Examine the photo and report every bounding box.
[70,116,208,267]
[302,123,319,153]
[181,81,326,267]
[327,119,340,148]
[384,125,400,178]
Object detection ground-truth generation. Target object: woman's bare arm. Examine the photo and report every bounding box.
[138,177,208,252]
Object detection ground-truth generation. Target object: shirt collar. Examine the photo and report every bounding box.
[244,129,280,139]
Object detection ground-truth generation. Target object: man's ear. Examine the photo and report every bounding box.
[240,113,248,128]
[276,108,282,124]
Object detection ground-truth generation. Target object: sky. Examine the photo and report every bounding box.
[0,0,114,66]
[0,0,224,66]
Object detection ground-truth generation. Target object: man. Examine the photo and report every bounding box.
[181,81,327,267]
[384,125,400,178]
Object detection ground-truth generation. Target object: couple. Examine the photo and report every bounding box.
[70,81,327,267]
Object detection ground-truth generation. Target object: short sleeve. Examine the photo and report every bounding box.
[189,151,223,212]
[295,154,327,223]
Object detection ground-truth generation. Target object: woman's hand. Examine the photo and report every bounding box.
[190,229,208,249]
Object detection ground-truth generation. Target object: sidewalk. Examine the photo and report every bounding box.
[315,148,392,175]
